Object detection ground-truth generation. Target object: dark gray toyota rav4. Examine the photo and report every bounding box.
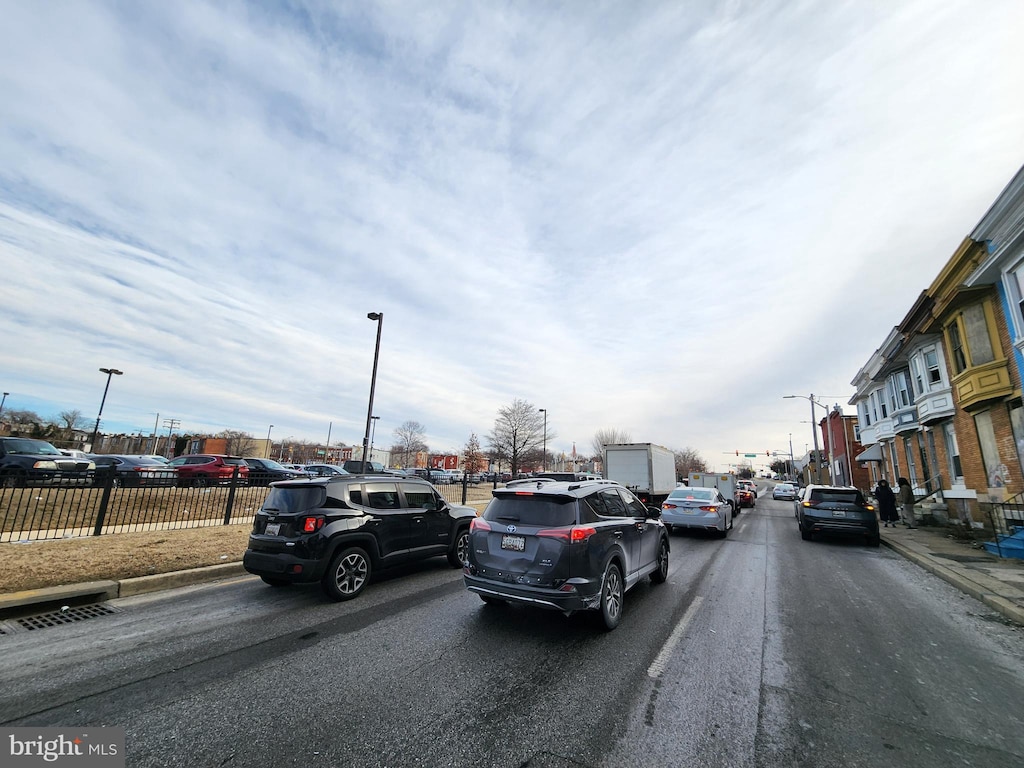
[463,479,670,630]
[244,474,477,601]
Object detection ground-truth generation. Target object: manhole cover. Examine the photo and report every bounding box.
[17,603,119,631]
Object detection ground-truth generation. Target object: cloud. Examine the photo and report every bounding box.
[2,0,1024,468]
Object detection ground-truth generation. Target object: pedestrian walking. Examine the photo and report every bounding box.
[874,478,899,527]
[897,477,917,528]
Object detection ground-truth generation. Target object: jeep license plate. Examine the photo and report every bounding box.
[265,523,281,535]
[501,534,525,552]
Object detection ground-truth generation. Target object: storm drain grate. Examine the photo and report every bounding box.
[17,603,119,631]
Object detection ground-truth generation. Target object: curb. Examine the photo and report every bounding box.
[0,562,249,617]
[882,537,1024,626]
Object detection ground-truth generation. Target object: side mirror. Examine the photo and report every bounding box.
[647,505,662,518]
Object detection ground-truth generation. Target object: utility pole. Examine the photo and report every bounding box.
[163,418,181,458]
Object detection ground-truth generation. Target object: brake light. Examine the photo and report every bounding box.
[536,526,596,542]
[662,503,677,510]
[471,518,492,532]
[698,506,718,512]
[301,516,325,532]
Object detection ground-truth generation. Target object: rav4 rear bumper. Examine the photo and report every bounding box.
[463,572,603,613]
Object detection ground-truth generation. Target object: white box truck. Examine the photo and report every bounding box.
[603,443,678,504]
[688,472,737,511]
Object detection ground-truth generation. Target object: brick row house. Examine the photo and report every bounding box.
[849,164,1024,532]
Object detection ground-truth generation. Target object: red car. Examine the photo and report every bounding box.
[168,454,249,487]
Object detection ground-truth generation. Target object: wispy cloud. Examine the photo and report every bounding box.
[1,0,1023,467]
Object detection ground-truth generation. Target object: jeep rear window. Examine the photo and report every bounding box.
[484,495,576,526]
[262,487,327,514]
[809,489,864,505]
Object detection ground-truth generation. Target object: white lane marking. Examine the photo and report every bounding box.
[647,595,705,678]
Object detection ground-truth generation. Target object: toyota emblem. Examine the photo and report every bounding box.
[506,524,517,533]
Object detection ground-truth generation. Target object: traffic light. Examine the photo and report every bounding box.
[767,451,771,457]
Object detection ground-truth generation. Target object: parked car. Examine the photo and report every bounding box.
[138,454,171,464]
[167,454,249,487]
[244,457,306,486]
[772,482,798,501]
[341,459,385,474]
[302,463,350,478]
[90,455,178,487]
[0,437,95,487]
[463,479,669,630]
[244,474,477,600]
[58,448,91,460]
[660,486,734,537]
[797,484,880,547]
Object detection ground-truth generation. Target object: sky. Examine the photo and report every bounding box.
[2,0,1024,473]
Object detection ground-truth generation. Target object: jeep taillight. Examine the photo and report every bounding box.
[301,516,325,533]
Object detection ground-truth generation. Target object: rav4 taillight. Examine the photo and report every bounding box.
[536,526,597,542]
[471,518,492,532]
[301,516,325,533]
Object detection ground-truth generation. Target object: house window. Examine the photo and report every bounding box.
[942,421,963,483]
[948,322,967,374]
[887,379,898,412]
[974,410,1005,489]
[963,303,995,366]
[924,347,942,387]
[893,370,912,408]
[854,423,861,441]
[1012,263,1024,339]
[911,355,925,395]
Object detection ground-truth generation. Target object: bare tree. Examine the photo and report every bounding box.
[218,429,257,457]
[487,398,550,477]
[673,447,708,478]
[591,428,632,459]
[58,410,84,430]
[393,421,428,468]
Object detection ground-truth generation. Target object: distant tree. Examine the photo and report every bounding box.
[218,429,257,457]
[2,409,44,435]
[770,459,790,477]
[464,433,485,475]
[487,398,551,477]
[393,421,428,468]
[673,447,708,479]
[58,410,84,430]
[591,428,632,460]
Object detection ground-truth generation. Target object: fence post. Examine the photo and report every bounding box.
[92,471,115,536]
[223,467,240,525]
[461,474,468,505]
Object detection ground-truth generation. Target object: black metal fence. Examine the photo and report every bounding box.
[1,471,499,543]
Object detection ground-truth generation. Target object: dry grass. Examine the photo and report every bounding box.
[0,525,251,594]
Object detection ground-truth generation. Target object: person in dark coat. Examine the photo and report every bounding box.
[874,478,899,527]
[897,477,917,528]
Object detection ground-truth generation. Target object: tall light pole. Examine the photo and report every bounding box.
[784,394,827,484]
[370,416,380,455]
[90,368,124,451]
[266,425,274,459]
[0,391,8,418]
[539,408,547,471]
[361,312,384,473]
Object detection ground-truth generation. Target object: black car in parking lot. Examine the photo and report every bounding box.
[243,457,305,486]
[797,484,880,547]
[243,474,477,600]
[463,479,670,630]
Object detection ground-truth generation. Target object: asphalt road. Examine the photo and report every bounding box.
[2,490,1023,767]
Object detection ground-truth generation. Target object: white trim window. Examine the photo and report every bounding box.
[1011,262,1024,341]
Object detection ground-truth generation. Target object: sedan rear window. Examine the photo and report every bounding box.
[667,488,715,501]
[484,495,576,526]
[262,487,327,514]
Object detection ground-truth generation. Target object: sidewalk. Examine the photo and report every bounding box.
[880,523,1024,626]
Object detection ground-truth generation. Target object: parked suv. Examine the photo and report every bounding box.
[0,437,95,487]
[342,459,385,474]
[167,454,249,487]
[244,474,477,601]
[244,457,305,486]
[463,479,669,630]
[797,484,879,547]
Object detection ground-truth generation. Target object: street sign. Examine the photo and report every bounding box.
[744,453,757,458]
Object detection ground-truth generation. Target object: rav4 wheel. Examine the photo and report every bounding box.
[322,546,371,601]
[448,526,470,568]
[599,561,624,630]
[650,539,669,584]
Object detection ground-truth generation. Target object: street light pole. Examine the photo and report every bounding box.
[539,408,547,471]
[370,416,380,455]
[361,312,384,473]
[266,425,274,459]
[784,394,826,484]
[0,391,8,418]
[90,368,124,451]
